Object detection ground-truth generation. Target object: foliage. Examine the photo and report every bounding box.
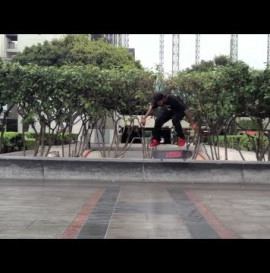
[12,35,142,70]
[2,50,269,160]
[0,61,155,155]
[166,60,252,135]
[237,119,261,130]
[186,60,215,73]
[1,132,23,153]
[25,138,36,150]
[244,69,270,118]
[213,55,233,67]
[215,135,268,152]
[185,55,245,73]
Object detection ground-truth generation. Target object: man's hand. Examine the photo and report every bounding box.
[191,122,199,132]
[141,117,146,127]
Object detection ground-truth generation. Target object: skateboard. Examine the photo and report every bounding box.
[152,148,193,159]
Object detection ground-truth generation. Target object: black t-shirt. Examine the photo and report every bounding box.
[152,93,187,113]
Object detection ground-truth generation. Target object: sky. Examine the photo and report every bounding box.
[128,34,269,75]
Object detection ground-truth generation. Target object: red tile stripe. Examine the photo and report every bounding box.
[185,190,238,239]
[61,188,105,239]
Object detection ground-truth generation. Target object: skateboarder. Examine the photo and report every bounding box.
[141,92,198,148]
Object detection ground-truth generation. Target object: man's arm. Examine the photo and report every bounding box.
[184,109,199,132]
[141,105,153,127]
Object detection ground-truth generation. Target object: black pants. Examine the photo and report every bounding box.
[152,109,185,141]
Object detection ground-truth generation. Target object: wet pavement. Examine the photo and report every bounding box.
[1,180,270,239]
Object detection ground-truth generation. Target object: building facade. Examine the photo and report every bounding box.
[91,34,129,48]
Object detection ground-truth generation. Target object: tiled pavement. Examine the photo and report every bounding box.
[1,181,270,239]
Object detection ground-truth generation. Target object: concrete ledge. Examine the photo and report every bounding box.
[0,156,269,184]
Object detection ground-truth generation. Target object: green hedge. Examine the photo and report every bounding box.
[24,132,78,145]
[1,132,23,153]
[25,138,36,150]
[1,132,78,154]
[206,135,268,152]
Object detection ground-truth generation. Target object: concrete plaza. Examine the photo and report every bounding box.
[0,180,270,239]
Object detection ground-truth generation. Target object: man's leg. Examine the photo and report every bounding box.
[172,113,185,140]
[152,110,171,142]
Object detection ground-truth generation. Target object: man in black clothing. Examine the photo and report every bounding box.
[141,92,198,148]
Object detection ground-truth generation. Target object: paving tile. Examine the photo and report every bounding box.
[115,202,178,214]
[147,228,192,239]
[106,230,148,239]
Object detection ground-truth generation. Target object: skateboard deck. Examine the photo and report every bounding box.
[152,149,193,159]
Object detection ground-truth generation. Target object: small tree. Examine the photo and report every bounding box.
[243,69,270,161]
[12,35,142,69]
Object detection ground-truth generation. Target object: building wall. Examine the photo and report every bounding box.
[0,34,6,59]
